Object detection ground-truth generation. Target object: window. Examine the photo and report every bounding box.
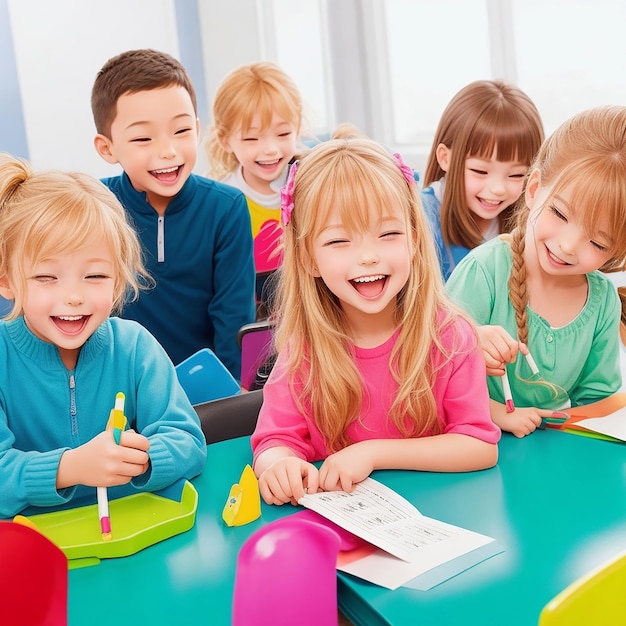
[512,0,626,134]
[269,0,331,134]
[386,0,491,147]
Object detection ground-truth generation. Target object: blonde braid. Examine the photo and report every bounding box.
[507,213,530,345]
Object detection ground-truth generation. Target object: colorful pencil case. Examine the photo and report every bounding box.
[24,479,198,569]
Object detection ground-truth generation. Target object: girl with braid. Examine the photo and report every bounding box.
[446,106,626,438]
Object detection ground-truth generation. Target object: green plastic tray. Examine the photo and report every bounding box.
[26,480,198,569]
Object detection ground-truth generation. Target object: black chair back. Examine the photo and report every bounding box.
[194,389,263,444]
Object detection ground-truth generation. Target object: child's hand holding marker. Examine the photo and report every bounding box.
[476,325,528,377]
[56,399,150,492]
[497,352,570,438]
[478,326,572,438]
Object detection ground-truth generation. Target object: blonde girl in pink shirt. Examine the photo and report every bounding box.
[251,138,500,506]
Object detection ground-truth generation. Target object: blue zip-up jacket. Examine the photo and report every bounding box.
[0,317,207,518]
[102,172,256,377]
[421,183,470,281]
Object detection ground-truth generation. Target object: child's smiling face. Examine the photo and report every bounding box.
[463,150,528,230]
[95,85,199,214]
[19,239,116,369]
[526,173,614,277]
[223,113,298,195]
[311,202,412,332]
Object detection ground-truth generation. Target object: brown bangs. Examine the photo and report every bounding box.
[467,106,542,166]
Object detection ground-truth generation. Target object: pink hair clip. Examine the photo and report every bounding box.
[392,153,416,186]
[280,161,299,226]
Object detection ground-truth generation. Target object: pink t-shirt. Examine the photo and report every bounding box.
[251,315,500,463]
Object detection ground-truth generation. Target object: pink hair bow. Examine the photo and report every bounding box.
[280,161,299,226]
[392,153,416,186]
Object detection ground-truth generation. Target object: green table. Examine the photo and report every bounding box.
[68,431,626,625]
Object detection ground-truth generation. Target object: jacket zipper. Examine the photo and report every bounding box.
[158,215,165,262]
[69,374,78,436]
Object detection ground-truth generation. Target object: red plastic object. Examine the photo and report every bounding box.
[0,520,68,625]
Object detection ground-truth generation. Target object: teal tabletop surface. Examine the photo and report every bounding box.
[68,431,626,626]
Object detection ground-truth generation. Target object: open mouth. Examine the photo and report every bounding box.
[477,197,503,210]
[52,315,90,336]
[545,245,571,266]
[350,274,388,298]
[150,165,182,183]
[256,158,281,170]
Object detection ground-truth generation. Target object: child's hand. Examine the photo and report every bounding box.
[477,325,528,376]
[258,457,319,506]
[490,401,556,438]
[56,430,150,489]
[318,442,375,493]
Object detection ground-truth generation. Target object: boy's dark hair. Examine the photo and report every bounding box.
[91,48,197,138]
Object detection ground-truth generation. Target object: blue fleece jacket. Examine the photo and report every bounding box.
[0,316,207,518]
[421,183,470,281]
[102,172,256,377]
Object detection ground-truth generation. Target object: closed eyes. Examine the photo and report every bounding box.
[549,206,609,251]
[549,206,567,221]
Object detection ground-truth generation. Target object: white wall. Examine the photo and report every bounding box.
[7,0,182,178]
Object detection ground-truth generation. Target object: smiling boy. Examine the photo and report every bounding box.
[91,49,256,376]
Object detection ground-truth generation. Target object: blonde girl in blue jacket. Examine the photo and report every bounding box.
[0,153,206,518]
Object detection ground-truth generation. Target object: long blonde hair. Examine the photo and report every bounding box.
[423,80,544,249]
[205,62,303,180]
[508,105,626,344]
[275,138,468,451]
[0,153,151,319]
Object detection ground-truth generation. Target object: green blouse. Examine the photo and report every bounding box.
[446,237,621,409]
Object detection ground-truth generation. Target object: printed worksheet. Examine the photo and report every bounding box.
[298,477,498,589]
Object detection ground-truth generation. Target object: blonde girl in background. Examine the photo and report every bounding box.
[251,138,500,506]
[446,106,626,438]
[0,154,206,518]
[421,80,544,280]
[206,62,304,307]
